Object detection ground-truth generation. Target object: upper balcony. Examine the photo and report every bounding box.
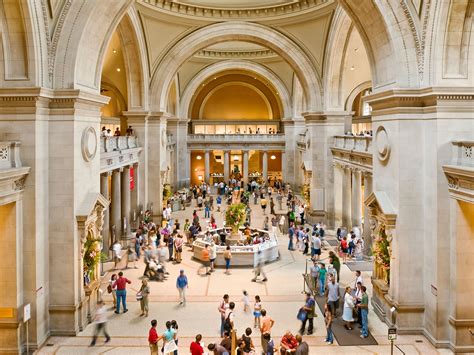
[331,135,373,172]
[100,136,142,173]
[187,133,286,150]
[442,140,474,203]
[0,141,30,195]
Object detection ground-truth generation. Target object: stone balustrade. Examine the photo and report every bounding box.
[0,141,23,169]
[452,140,474,167]
[187,133,286,151]
[333,135,372,154]
[100,136,142,174]
[100,136,139,153]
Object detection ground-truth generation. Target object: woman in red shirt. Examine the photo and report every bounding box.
[340,236,349,263]
[190,334,204,355]
[148,319,162,355]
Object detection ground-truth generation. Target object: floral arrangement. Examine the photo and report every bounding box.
[302,184,310,205]
[163,183,173,202]
[225,203,247,233]
[83,238,106,285]
[373,225,391,284]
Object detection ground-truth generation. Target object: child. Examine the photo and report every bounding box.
[263,333,275,355]
[253,295,262,328]
[324,303,334,345]
[242,290,250,313]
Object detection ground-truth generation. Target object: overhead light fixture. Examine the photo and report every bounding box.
[116,68,121,72]
[194,168,198,172]
[196,155,202,160]
[233,155,239,161]
[350,66,355,71]
[270,155,276,160]
[198,175,203,181]
[354,48,359,52]
[112,49,117,54]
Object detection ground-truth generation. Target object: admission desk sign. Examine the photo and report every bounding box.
[388,327,397,341]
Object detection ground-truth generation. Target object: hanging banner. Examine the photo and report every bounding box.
[130,167,135,190]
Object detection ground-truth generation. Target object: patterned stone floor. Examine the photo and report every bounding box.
[37,195,453,355]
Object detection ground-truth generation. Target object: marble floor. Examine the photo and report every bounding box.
[38,196,453,354]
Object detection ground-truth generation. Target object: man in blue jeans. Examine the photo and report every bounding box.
[358,286,369,338]
[288,223,295,250]
[113,271,131,314]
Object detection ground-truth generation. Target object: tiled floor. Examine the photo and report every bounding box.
[37,196,452,354]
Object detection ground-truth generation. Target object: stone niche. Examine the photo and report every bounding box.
[365,191,397,325]
[76,193,109,331]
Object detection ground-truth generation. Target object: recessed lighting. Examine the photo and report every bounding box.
[270,155,276,160]
[350,66,355,71]
[112,49,117,54]
[354,48,359,52]
[196,155,202,160]
[116,68,121,72]
[194,168,198,172]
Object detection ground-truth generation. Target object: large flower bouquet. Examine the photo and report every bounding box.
[373,225,391,283]
[225,203,247,233]
[83,238,106,284]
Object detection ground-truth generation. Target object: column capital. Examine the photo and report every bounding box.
[102,171,112,176]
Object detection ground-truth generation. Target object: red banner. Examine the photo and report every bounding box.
[130,167,135,190]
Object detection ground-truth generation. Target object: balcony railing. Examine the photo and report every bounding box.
[188,133,285,143]
[100,136,139,154]
[333,135,372,154]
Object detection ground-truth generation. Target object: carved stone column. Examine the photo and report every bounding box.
[362,172,373,255]
[100,172,111,253]
[243,150,249,185]
[342,166,352,229]
[351,169,362,228]
[333,163,344,228]
[262,151,268,182]
[204,150,210,183]
[111,169,122,240]
[121,166,131,237]
[131,163,140,220]
[224,150,230,182]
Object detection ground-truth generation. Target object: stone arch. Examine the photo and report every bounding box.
[179,60,292,119]
[337,0,420,90]
[116,8,150,111]
[52,0,131,91]
[323,6,353,110]
[150,21,322,113]
[344,80,372,112]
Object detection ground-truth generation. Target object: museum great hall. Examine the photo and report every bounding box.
[0,0,473,354]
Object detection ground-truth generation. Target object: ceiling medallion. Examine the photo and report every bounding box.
[81,126,98,162]
[375,125,390,163]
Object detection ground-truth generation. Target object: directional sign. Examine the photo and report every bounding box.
[23,304,31,323]
[388,327,397,341]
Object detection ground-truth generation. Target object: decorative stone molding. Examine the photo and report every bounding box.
[194,49,276,59]
[364,88,474,115]
[141,0,329,21]
[374,126,390,163]
[442,140,474,203]
[0,141,30,200]
[187,134,285,151]
[81,127,98,162]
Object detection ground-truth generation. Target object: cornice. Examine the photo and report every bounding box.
[139,0,332,23]
[194,48,277,59]
[442,165,474,204]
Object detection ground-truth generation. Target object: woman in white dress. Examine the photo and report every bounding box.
[342,286,355,330]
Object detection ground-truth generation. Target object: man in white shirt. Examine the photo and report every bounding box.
[311,233,322,260]
[209,242,217,272]
[112,241,122,269]
[90,300,110,346]
[354,270,363,289]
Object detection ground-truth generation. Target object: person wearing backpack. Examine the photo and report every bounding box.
[223,302,236,334]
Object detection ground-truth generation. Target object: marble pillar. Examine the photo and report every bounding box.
[121,166,131,237]
[100,173,111,252]
[224,151,230,182]
[111,169,122,240]
[262,151,268,182]
[333,164,344,228]
[130,163,140,220]
[243,150,249,185]
[204,150,210,183]
[342,166,352,229]
[362,172,373,255]
[351,169,362,228]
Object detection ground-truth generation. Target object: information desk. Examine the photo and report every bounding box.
[192,228,279,267]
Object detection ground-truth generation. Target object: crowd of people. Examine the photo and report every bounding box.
[90,178,371,353]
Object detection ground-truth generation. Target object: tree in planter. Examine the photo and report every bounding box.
[225,203,247,234]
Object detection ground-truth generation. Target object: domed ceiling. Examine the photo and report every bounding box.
[175,0,297,9]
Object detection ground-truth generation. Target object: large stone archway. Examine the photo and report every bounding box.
[179,60,292,119]
[149,21,322,113]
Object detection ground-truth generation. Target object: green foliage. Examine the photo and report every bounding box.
[83,238,102,282]
[163,183,173,200]
[225,203,247,233]
[373,225,391,284]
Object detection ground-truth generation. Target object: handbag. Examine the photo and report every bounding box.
[297,308,307,321]
[136,291,143,300]
[107,284,112,294]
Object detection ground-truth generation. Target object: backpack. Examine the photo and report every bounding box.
[223,311,233,332]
